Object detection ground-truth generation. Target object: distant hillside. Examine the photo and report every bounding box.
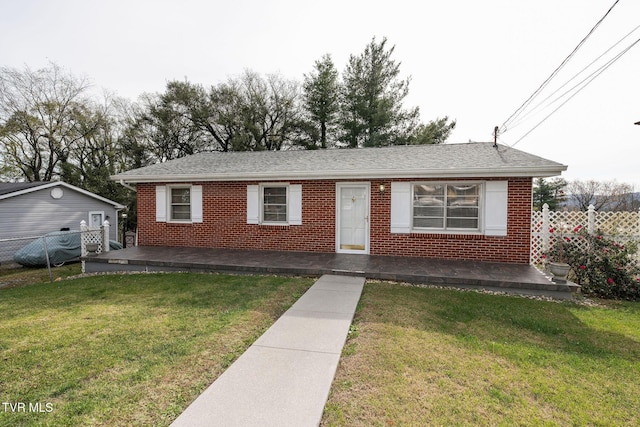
[559,192,640,211]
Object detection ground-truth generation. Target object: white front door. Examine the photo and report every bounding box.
[336,183,369,254]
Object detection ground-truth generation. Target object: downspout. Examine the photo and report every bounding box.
[118,179,137,192]
[117,179,137,247]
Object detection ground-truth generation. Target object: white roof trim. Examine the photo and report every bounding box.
[0,181,125,209]
[110,143,568,184]
[114,165,567,183]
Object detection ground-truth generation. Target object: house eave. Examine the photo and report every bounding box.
[0,181,125,209]
[112,165,567,184]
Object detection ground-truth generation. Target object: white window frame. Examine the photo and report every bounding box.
[167,185,192,223]
[247,183,302,226]
[89,211,105,228]
[156,184,202,224]
[411,182,483,234]
[260,184,289,225]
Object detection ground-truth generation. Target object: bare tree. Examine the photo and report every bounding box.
[0,63,96,181]
[125,72,302,157]
[235,70,301,151]
[113,96,156,170]
[567,179,635,211]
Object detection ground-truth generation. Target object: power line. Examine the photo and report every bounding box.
[499,0,620,135]
[507,22,640,131]
[510,36,640,147]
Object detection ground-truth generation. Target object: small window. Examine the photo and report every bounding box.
[413,183,480,231]
[262,186,287,223]
[170,187,191,221]
[89,211,105,228]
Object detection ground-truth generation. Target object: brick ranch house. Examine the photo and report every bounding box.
[112,142,567,264]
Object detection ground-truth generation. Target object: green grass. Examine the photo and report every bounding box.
[0,270,313,426]
[322,282,640,426]
[0,263,82,289]
[4,267,640,426]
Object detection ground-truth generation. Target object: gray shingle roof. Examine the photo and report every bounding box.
[0,181,125,208]
[0,181,50,197]
[111,142,567,183]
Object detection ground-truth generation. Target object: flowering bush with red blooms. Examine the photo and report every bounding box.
[559,226,640,300]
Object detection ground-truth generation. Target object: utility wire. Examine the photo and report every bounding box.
[508,22,640,131]
[510,36,640,147]
[499,0,620,135]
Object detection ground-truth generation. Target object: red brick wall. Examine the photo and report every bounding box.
[137,177,532,264]
[370,178,532,264]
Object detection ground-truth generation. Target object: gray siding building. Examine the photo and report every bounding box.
[0,181,124,241]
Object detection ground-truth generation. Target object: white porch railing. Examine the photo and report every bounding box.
[80,220,110,273]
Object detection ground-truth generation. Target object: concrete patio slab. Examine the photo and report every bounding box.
[84,246,580,298]
[170,274,365,427]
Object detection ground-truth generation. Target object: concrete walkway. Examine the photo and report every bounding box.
[171,274,365,427]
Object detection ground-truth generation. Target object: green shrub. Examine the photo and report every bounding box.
[560,226,640,300]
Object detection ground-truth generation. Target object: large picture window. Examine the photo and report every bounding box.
[413,183,480,231]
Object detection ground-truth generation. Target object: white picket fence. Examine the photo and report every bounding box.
[531,204,640,265]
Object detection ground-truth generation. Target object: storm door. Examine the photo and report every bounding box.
[336,184,370,254]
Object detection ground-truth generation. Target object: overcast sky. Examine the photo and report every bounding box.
[1,0,639,188]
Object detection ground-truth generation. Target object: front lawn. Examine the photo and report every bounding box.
[322,282,640,426]
[4,270,639,426]
[0,263,81,289]
[0,272,313,426]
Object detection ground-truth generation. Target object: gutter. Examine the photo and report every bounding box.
[110,166,568,184]
[118,179,137,192]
